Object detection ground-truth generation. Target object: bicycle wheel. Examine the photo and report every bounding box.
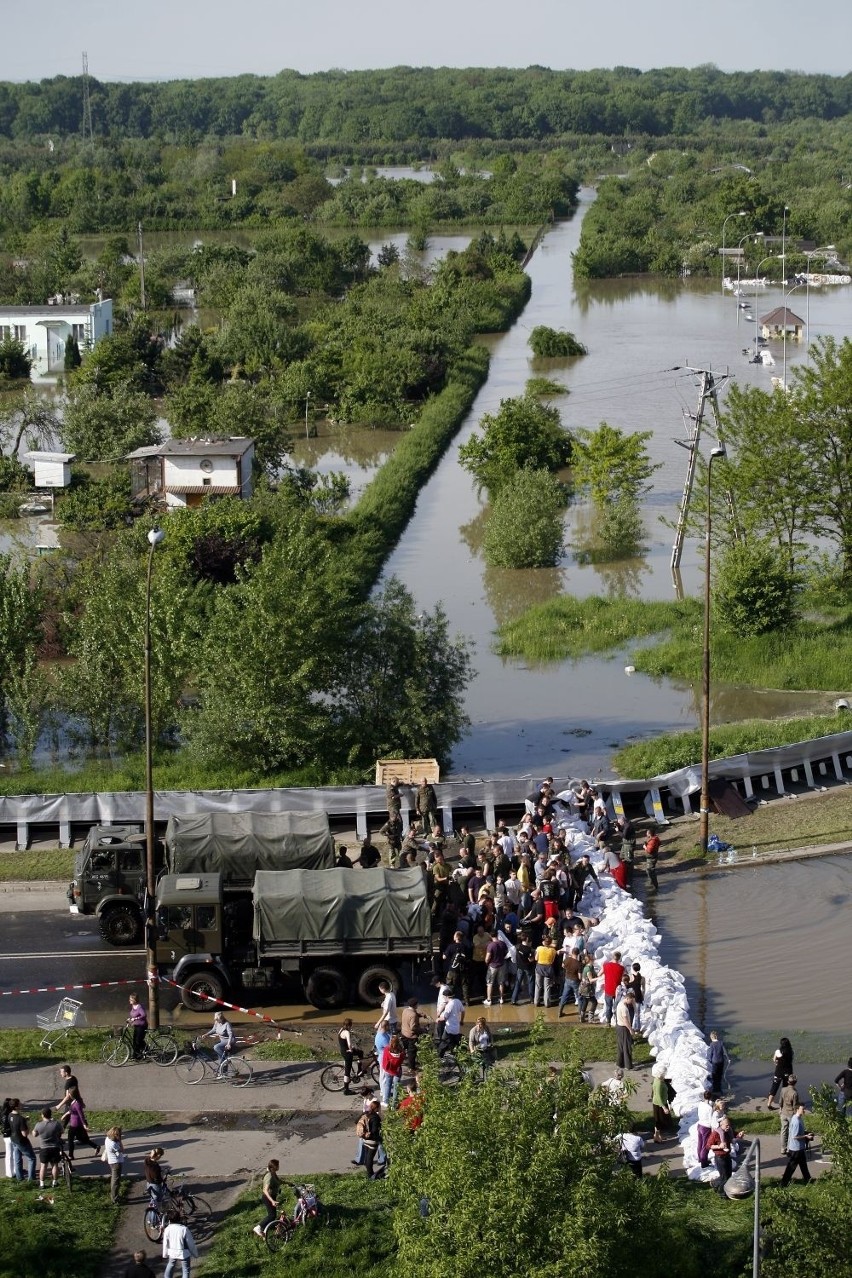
[144,1207,164,1243]
[223,1055,252,1086]
[185,1194,212,1233]
[438,1052,462,1085]
[101,1035,131,1067]
[264,1218,296,1253]
[367,1059,381,1086]
[62,1154,72,1192]
[174,1054,205,1085]
[320,1063,346,1093]
[148,1029,179,1066]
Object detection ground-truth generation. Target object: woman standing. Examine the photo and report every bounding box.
[103,1125,125,1203]
[361,1100,383,1179]
[64,1087,99,1161]
[468,1016,496,1081]
[380,1034,405,1108]
[766,1036,794,1109]
[127,995,148,1060]
[651,1066,671,1143]
[252,1158,281,1238]
[337,1018,363,1096]
[577,951,599,1024]
[2,1098,13,1178]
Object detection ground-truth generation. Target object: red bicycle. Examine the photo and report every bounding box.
[263,1183,322,1251]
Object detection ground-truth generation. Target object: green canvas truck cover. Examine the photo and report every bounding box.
[252,868,430,944]
[164,811,334,878]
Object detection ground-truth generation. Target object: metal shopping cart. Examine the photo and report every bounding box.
[36,997,87,1050]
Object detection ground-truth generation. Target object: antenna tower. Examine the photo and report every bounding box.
[81,52,94,144]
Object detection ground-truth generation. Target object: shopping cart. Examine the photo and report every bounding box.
[36,997,87,1050]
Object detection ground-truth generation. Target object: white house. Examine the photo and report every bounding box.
[127,438,255,509]
[0,299,113,376]
[25,451,75,488]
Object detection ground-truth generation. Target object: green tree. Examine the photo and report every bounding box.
[388,1048,671,1278]
[459,395,572,494]
[63,333,81,371]
[62,381,160,460]
[572,421,660,507]
[55,469,135,531]
[0,388,59,463]
[713,538,801,635]
[330,578,472,769]
[529,325,587,357]
[483,468,566,567]
[0,337,32,382]
[0,554,43,740]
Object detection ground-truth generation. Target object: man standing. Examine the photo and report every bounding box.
[780,1103,813,1186]
[435,987,465,1057]
[571,854,600,909]
[379,812,403,864]
[443,929,471,1004]
[416,777,439,834]
[779,1075,801,1155]
[375,981,399,1035]
[483,932,509,1006]
[643,828,660,891]
[8,1099,36,1182]
[400,998,427,1071]
[385,776,402,821]
[602,951,626,1026]
[162,1215,199,1278]
[32,1107,64,1190]
[615,991,636,1070]
[533,934,558,1008]
[558,949,583,1018]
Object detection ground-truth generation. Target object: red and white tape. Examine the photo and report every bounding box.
[160,976,281,1028]
[0,977,144,998]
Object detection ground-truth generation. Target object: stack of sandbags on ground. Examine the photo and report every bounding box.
[576,837,711,1175]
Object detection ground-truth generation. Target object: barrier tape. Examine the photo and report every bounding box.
[0,977,145,998]
[159,976,284,1032]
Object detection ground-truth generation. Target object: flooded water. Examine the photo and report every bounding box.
[374,189,852,779]
[654,854,852,1043]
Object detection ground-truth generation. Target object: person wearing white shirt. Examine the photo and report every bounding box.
[375,983,398,1034]
[619,1131,645,1176]
[162,1218,199,1278]
[435,987,465,1056]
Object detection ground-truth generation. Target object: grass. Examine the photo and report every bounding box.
[0,848,74,880]
[495,591,852,693]
[0,1179,122,1278]
[197,1175,396,1278]
[654,786,852,864]
[526,375,567,397]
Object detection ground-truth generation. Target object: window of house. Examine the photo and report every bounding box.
[72,324,85,342]
[13,325,26,342]
[0,326,10,341]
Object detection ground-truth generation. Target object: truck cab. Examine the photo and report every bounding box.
[68,824,154,945]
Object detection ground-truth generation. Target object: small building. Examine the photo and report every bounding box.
[127,437,255,510]
[758,307,805,341]
[0,299,113,377]
[25,451,75,489]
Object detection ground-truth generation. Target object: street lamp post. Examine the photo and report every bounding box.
[699,445,726,857]
[781,204,790,284]
[753,255,778,360]
[144,526,165,1030]
[724,1138,762,1277]
[735,232,761,321]
[721,211,747,294]
[304,391,312,440]
[781,281,805,390]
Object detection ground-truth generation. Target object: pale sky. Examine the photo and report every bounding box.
[2,0,850,81]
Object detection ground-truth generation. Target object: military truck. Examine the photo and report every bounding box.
[157,866,431,1010]
[68,811,335,946]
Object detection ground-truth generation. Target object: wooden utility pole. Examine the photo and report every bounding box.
[137,222,146,310]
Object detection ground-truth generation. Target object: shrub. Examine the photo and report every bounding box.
[459,394,572,494]
[713,539,800,636]
[529,326,587,357]
[483,469,566,568]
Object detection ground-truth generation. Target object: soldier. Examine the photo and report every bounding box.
[385,776,402,819]
[416,777,439,834]
[379,812,403,864]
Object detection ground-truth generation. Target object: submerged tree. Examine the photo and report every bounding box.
[459,395,572,494]
[572,421,659,557]
[483,468,566,568]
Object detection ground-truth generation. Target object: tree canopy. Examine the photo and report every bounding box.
[459,395,572,494]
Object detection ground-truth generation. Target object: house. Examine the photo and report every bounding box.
[0,299,113,376]
[25,451,75,489]
[758,307,805,341]
[126,438,255,510]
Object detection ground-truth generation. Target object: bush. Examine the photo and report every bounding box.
[483,469,566,567]
[459,394,572,494]
[529,326,587,357]
[714,539,800,636]
[526,376,567,397]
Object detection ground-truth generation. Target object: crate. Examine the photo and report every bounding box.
[375,758,439,786]
[36,997,86,1050]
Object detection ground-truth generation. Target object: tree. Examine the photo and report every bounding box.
[571,422,659,557]
[63,333,82,371]
[0,388,59,464]
[483,469,566,567]
[0,337,32,382]
[330,578,472,769]
[388,1047,672,1278]
[791,336,852,581]
[62,381,160,460]
[713,538,801,635]
[529,325,587,357]
[0,554,43,741]
[459,395,572,494]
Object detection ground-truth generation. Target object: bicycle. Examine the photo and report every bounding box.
[174,1037,253,1086]
[143,1176,211,1242]
[264,1183,322,1253]
[320,1051,381,1093]
[100,1023,179,1067]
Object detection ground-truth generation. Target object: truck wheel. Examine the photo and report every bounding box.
[356,965,401,1007]
[180,972,225,1012]
[304,966,348,1009]
[99,905,142,946]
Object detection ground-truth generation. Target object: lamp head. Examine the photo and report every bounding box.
[709,445,727,461]
[147,528,165,548]
[723,1166,755,1200]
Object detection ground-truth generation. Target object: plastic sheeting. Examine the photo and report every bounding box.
[164,811,334,878]
[252,868,431,945]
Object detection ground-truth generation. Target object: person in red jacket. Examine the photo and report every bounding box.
[380,1035,405,1108]
[602,951,626,1026]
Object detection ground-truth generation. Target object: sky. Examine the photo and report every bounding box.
[1,0,850,82]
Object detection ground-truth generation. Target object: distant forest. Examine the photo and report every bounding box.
[1,66,851,145]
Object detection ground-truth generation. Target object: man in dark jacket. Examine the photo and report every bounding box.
[571,854,600,907]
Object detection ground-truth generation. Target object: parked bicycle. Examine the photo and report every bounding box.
[320,1051,380,1093]
[264,1183,323,1252]
[174,1037,253,1086]
[101,1024,179,1067]
[143,1176,211,1242]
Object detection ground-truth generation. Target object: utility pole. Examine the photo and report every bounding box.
[81,52,94,145]
[670,367,738,576]
[137,222,146,310]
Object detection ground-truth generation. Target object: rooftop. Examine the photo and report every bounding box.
[759,306,805,326]
[127,437,254,460]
